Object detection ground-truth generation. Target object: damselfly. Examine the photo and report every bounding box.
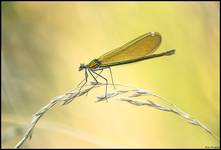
[78,32,175,99]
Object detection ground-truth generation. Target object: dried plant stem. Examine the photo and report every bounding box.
[15,82,219,148]
[15,84,96,148]
[119,97,219,141]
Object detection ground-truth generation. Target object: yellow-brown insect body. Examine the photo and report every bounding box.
[87,59,100,69]
[79,59,102,71]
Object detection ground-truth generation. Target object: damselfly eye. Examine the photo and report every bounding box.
[79,64,86,71]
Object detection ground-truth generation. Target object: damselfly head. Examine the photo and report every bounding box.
[79,64,87,71]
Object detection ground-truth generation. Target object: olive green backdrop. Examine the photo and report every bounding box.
[2,2,220,148]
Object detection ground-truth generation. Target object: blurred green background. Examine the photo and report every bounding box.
[1,2,220,148]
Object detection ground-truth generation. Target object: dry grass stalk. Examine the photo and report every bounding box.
[15,81,219,148]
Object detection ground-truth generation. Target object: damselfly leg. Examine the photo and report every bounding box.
[78,69,88,92]
[108,67,115,89]
[88,69,103,85]
[91,69,108,100]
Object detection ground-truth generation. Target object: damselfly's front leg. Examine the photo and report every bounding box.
[88,69,103,85]
[78,69,88,92]
[91,69,108,101]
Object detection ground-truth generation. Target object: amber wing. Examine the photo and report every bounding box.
[97,32,162,66]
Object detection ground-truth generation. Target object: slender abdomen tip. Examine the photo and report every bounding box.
[167,49,176,55]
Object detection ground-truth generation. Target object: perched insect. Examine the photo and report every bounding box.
[78,32,175,99]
